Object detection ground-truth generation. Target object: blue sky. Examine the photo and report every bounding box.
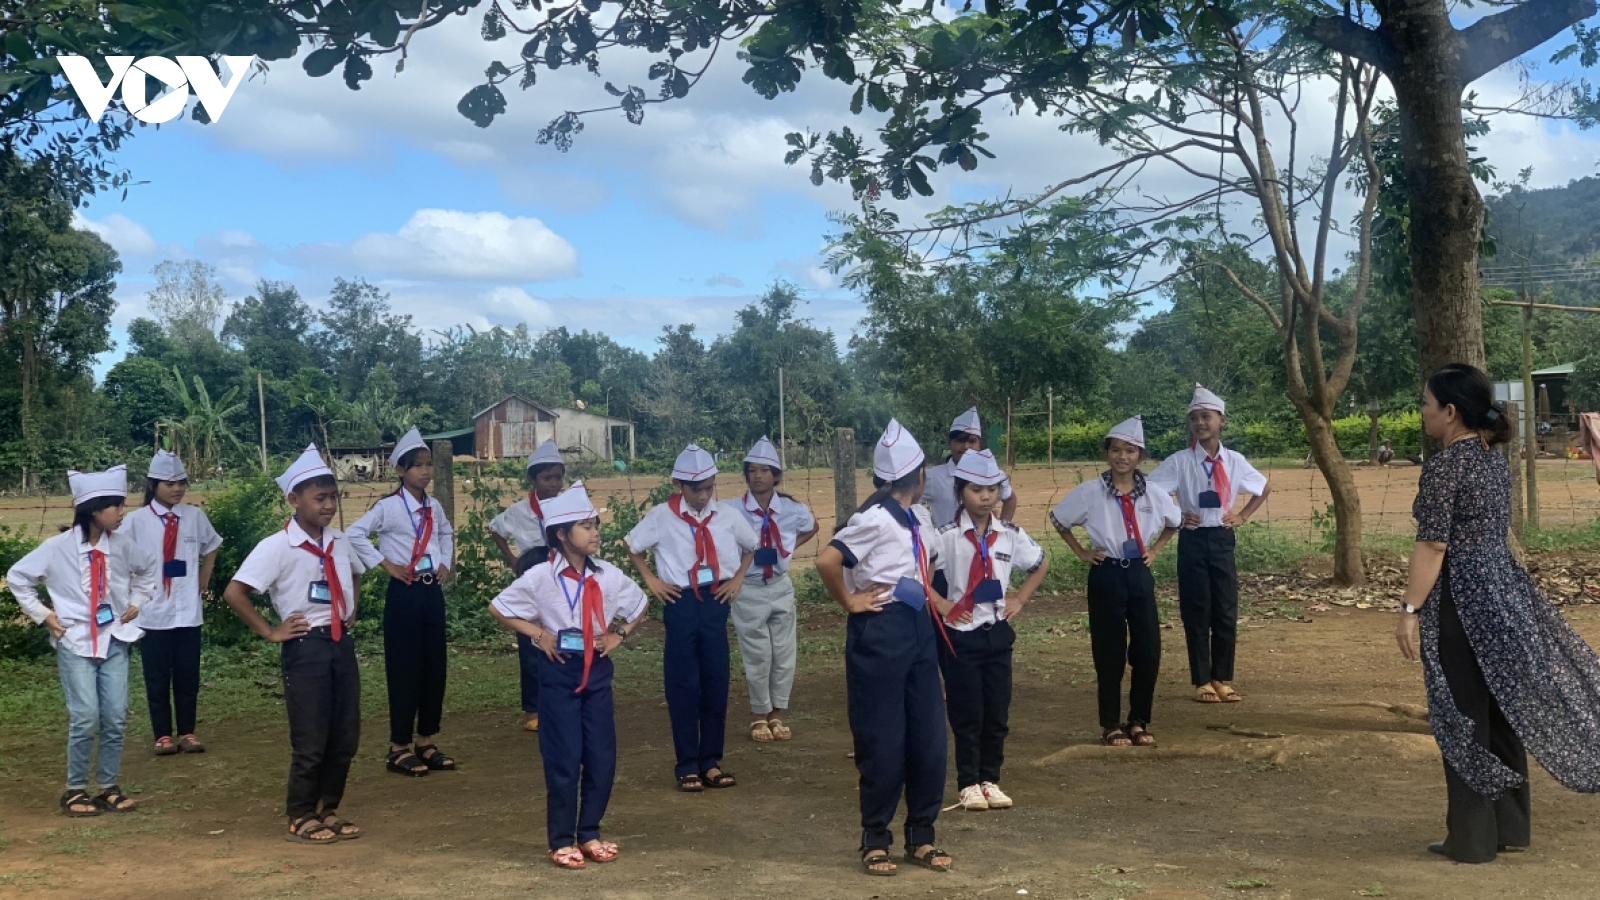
[75,11,1600,374]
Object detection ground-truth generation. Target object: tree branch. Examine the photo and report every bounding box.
[1460,0,1598,84]
[1303,15,1395,74]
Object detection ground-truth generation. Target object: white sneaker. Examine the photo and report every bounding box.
[958,784,989,810]
[980,782,1013,809]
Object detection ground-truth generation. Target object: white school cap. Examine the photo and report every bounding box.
[744,435,781,470]
[277,444,333,496]
[542,480,598,527]
[389,427,427,467]
[671,444,717,482]
[874,419,925,481]
[952,448,1005,485]
[1189,384,1226,414]
[68,465,127,505]
[1108,416,1146,449]
[527,439,563,471]
[950,407,982,437]
[148,449,188,482]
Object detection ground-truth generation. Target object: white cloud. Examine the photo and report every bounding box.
[290,209,579,282]
[74,212,164,259]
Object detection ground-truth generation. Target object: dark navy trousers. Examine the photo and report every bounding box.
[539,652,617,851]
[846,601,946,851]
[662,584,730,778]
[1177,527,1239,685]
[517,634,540,714]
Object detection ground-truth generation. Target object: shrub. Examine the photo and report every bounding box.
[0,525,48,658]
[200,470,290,648]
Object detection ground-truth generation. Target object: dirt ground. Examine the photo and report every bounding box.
[6,588,1600,899]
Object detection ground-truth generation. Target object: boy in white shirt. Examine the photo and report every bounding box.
[924,407,1017,527]
[489,438,567,734]
[1147,387,1271,704]
[9,466,157,817]
[223,445,368,845]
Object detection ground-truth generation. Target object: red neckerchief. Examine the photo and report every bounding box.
[397,489,434,578]
[153,504,179,595]
[747,493,790,579]
[556,559,608,692]
[1118,494,1146,557]
[528,491,545,522]
[1194,443,1233,506]
[287,521,347,640]
[945,517,997,624]
[668,494,721,586]
[87,545,108,651]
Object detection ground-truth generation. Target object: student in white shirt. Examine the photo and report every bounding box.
[817,420,958,877]
[489,439,566,734]
[924,407,1018,529]
[124,450,222,756]
[931,449,1048,811]
[721,436,818,743]
[1052,417,1181,747]
[348,428,458,776]
[9,466,157,818]
[223,445,369,845]
[490,481,648,869]
[625,444,757,791]
[1147,386,1271,705]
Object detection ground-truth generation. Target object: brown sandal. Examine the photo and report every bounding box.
[768,718,792,741]
[1102,727,1133,747]
[319,810,361,840]
[284,813,338,844]
[750,720,775,743]
[1216,684,1242,703]
[1194,685,1223,703]
[1126,725,1157,747]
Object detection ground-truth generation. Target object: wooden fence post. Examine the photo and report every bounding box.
[832,427,856,530]
[432,440,456,525]
[1504,401,1525,541]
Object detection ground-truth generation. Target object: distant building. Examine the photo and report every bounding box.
[462,395,636,464]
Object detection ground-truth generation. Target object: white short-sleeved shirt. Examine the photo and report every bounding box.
[489,495,547,555]
[925,457,1015,527]
[122,501,223,630]
[828,499,937,603]
[491,555,649,635]
[1051,473,1183,559]
[347,490,455,572]
[232,520,367,628]
[625,497,759,587]
[1146,444,1269,529]
[7,528,158,658]
[720,492,817,583]
[930,511,1045,631]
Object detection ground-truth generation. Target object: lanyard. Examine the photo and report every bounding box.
[556,564,586,613]
[1202,456,1219,485]
[400,489,428,540]
[975,522,991,572]
[903,507,931,591]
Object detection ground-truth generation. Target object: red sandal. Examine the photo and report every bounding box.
[581,840,619,863]
[549,846,586,869]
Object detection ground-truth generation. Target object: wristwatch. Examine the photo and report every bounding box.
[1401,601,1420,615]
[609,621,629,642]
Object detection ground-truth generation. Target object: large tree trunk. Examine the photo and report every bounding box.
[1381,1,1486,378]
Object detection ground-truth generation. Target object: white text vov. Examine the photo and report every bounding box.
[58,56,254,124]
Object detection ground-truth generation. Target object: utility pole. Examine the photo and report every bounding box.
[778,366,787,470]
[257,371,270,473]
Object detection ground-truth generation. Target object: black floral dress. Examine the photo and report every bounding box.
[1415,439,1600,798]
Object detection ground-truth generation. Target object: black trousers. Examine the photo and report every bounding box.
[140,626,202,739]
[1177,527,1238,685]
[517,633,541,715]
[936,620,1013,789]
[1087,560,1162,729]
[662,584,731,778]
[384,578,448,746]
[1437,581,1531,863]
[846,602,945,851]
[282,628,361,818]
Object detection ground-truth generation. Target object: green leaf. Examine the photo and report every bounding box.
[303,47,345,78]
[482,8,507,41]
[457,83,507,127]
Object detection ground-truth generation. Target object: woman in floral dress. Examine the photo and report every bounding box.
[1396,363,1600,863]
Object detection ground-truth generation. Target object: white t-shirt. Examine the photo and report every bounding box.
[925,457,1015,527]
[625,497,758,587]
[930,511,1044,631]
[491,555,649,634]
[232,520,367,628]
[1051,473,1182,559]
[122,501,223,630]
[1146,444,1269,529]
[719,492,817,583]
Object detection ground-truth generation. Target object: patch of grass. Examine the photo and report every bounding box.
[1227,877,1273,890]
[1359,885,1388,898]
[40,822,111,857]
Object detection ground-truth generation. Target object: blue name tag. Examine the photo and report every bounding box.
[893,576,927,611]
[1198,490,1222,509]
[752,547,780,567]
[696,566,715,586]
[973,578,1004,604]
[163,559,187,578]
[415,553,434,574]
[94,604,115,627]
[307,581,331,604]
[1122,539,1143,559]
[557,628,585,653]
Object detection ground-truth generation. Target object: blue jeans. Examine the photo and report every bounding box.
[58,639,131,791]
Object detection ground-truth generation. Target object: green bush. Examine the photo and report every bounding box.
[198,471,289,648]
[1004,410,1425,462]
[0,525,48,659]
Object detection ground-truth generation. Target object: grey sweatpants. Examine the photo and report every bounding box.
[732,574,798,715]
